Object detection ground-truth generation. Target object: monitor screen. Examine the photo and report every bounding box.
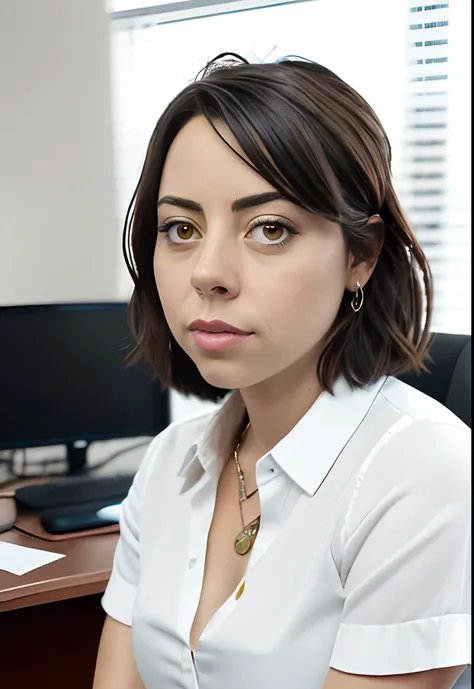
[0,302,169,450]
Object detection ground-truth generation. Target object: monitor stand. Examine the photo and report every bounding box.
[66,441,90,475]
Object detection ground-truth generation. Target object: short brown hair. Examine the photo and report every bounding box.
[123,54,433,402]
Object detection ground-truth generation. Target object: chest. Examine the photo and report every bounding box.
[189,458,260,650]
[133,473,345,689]
[132,433,379,689]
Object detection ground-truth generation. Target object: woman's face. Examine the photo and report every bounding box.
[154,115,357,392]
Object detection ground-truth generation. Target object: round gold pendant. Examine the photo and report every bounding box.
[235,532,252,555]
[234,516,260,556]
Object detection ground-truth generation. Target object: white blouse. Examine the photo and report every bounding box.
[102,376,471,689]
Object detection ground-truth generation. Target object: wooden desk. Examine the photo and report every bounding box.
[0,528,119,689]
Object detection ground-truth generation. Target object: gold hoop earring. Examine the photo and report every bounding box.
[351,281,364,313]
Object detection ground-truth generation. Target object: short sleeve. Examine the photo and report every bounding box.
[101,435,159,626]
[330,420,471,676]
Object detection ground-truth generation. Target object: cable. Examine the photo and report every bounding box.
[2,440,152,480]
[88,440,151,472]
[0,450,15,467]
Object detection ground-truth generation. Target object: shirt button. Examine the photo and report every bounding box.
[188,558,197,569]
[235,581,246,600]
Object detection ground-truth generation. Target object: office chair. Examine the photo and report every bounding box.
[397,332,471,428]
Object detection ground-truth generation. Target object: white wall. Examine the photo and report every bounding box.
[0,0,119,304]
[0,0,210,425]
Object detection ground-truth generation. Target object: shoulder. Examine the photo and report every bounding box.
[142,407,218,477]
[371,377,470,488]
[131,411,216,485]
[364,415,470,493]
[358,376,470,480]
[343,379,471,536]
[379,375,470,431]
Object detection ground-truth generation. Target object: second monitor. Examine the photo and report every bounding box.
[0,302,170,474]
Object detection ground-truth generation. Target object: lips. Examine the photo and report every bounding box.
[188,320,253,352]
[188,319,251,335]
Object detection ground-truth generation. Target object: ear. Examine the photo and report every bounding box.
[346,215,385,292]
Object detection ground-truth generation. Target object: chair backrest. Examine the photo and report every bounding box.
[397,333,471,428]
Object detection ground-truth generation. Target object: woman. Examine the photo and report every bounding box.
[93,54,470,689]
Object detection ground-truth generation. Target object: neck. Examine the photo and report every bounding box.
[238,351,322,458]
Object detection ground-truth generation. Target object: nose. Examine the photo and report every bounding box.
[190,231,240,300]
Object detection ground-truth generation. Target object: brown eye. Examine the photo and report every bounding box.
[248,221,294,246]
[176,223,194,240]
[164,222,200,243]
[262,223,284,241]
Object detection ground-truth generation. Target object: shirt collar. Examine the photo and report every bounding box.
[178,376,387,495]
[177,392,246,482]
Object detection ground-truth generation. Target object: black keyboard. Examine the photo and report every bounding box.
[14,473,135,511]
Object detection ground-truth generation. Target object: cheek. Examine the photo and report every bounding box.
[153,252,181,321]
[259,249,347,337]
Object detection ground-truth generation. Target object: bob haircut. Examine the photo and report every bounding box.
[123,53,433,402]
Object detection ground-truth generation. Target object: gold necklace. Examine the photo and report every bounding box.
[233,424,261,556]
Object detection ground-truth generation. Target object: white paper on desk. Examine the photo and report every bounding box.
[0,541,65,576]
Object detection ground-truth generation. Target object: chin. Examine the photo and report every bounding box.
[195,358,264,391]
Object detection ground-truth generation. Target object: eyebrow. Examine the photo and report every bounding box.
[157,192,285,214]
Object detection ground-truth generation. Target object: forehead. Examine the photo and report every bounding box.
[158,115,277,203]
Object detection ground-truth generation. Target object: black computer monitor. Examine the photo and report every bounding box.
[0,302,170,474]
